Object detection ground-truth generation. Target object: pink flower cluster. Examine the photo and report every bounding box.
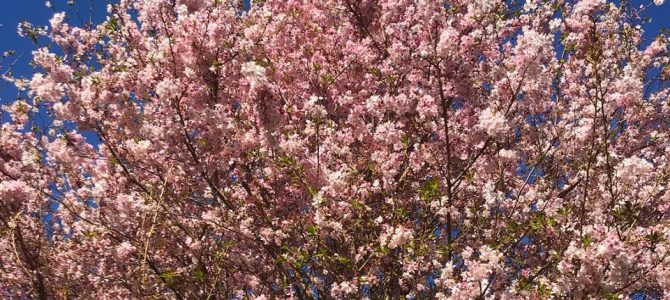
[1,0,670,298]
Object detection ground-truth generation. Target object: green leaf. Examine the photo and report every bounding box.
[581,234,592,248]
[537,282,550,298]
[105,17,121,32]
[160,270,178,284]
[307,186,318,198]
[306,224,318,236]
[278,153,296,168]
[321,73,335,84]
[604,292,621,300]
[419,177,440,202]
[211,58,222,70]
[351,199,366,212]
[192,269,206,281]
[336,256,352,265]
[290,8,300,18]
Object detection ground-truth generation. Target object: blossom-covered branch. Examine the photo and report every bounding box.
[2,0,670,298]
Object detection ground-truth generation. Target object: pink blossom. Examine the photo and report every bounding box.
[1,0,670,298]
[478,107,509,137]
[241,61,268,87]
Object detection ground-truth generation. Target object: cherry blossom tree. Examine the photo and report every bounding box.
[2,0,670,298]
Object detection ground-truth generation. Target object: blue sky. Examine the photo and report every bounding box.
[0,1,109,105]
[0,0,250,107]
[0,0,668,107]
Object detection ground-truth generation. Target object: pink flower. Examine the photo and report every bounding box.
[115,242,135,258]
[387,227,413,249]
[617,156,653,185]
[241,61,267,87]
[478,107,509,137]
[49,12,66,29]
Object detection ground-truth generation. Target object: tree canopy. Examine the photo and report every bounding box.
[2,0,670,298]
